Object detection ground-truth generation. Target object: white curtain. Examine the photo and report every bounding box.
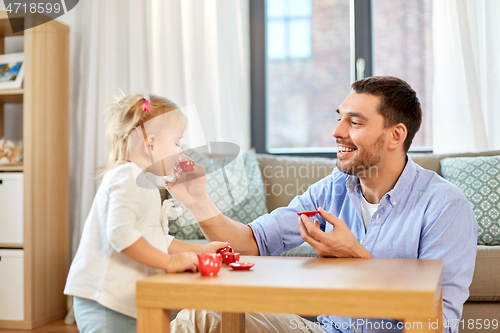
[71,0,250,256]
[432,0,500,154]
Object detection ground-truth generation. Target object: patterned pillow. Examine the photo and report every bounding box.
[441,156,500,245]
[168,148,268,240]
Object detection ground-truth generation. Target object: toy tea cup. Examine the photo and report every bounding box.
[180,160,195,172]
[197,253,222,277]
[216,245,233,255]
[222,252,240,265]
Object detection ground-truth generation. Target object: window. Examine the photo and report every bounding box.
[267,0,312,60]
[251,0,434,155]
[372,0,433,150]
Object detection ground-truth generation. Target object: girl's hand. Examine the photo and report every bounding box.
[201,241,230,254]
[165,164,210,209]
[164,252,199,273]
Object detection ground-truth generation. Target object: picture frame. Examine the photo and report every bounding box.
[0,52,25,90]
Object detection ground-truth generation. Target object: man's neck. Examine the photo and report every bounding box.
[358,154,407,204]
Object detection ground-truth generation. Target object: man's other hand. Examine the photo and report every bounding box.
[298,207,373,258]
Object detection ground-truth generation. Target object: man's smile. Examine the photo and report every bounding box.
[337,144,357,158]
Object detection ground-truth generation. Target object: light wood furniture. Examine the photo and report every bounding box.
[137,256,443,333]
[0,11,69,329]
[0,320,78,333]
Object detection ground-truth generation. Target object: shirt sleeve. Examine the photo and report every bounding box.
[249,175,334,256]
[165,234,175,253]
[419,198,478,333]
[105,171,146,253]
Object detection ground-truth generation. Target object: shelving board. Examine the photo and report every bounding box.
[0,89,24,103]
[0,164,24,171]
[0,243,23,249]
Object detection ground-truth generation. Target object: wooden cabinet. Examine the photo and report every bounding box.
[0,173,24,244]
[0,249,24,321]
[0,11,69,330]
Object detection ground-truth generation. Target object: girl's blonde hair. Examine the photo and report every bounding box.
[98,93,179,178]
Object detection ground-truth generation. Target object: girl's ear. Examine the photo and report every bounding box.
[142,134,155,156]
[146,135,156,149]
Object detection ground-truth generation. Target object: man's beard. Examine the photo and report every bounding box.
[336,133,385,178]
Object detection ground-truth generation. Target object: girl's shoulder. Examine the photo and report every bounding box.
[101,162,158,193]
[102,163,137,188]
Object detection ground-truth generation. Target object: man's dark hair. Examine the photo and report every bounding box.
[351,76,422,152]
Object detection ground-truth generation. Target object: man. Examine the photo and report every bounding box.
[168,76,477,333]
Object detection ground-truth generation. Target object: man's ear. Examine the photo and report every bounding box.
[387,123,407,151]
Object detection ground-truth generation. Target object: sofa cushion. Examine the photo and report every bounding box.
[256,154,337,212]
[169,149,268,239]
[468,246,500,301]
[460,302,500,332]
[441,155,500,245]
[410,150,500,176]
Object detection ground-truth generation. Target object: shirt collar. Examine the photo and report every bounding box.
[345,155,417,206]
[130,162,159,189]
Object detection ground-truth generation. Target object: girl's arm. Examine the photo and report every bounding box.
[121,237,198,273]
[167,238,229,254]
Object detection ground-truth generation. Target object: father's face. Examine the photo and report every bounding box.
[333,92,387,177]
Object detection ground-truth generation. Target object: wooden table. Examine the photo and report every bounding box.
[136,256,443,333]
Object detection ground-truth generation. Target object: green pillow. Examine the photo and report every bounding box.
[168,148,268,240]
[441,156,500,245]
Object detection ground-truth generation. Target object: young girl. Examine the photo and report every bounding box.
[64,93,227,333]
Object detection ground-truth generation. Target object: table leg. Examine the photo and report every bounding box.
[137,307,171,333]
[221,312,245,333]
[403,289,443,332]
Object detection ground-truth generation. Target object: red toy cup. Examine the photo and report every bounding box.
[197,253,222,277]
[216,245,233,255]
[180,160,195,172]
[222,252,240,265]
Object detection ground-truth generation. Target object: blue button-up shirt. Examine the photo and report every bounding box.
[249,156,477,333]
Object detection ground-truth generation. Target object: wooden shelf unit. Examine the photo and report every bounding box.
[0,88,23,103]
[0,164,24,171]
[0,243,23,249]
[0,11,69,330]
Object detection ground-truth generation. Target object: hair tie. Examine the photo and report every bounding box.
[142,95,152,113]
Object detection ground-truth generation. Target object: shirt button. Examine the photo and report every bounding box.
[360,240,363,244]
[393,200,397,205]
[376,214,379,219]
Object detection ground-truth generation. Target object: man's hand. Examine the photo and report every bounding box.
[166,164,210,209]
[298,207,373,258]
[201,241,230,254]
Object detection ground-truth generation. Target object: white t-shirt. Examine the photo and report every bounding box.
[360,194,380,231]
[64,163,174,318]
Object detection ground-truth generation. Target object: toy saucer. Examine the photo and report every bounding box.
[297,210,320,217]
[229,262,254,271]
